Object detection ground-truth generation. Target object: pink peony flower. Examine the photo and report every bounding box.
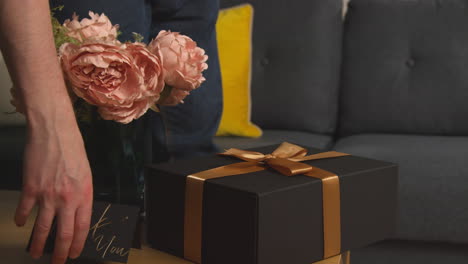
[60,41,164,124]
[63,12,119,43]
[148,30,208,91]
[98,99,151,124]
[125,42,165,99]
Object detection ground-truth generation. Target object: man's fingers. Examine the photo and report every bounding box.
[14,192,36,227]
[29,206,54,259]
[69,203,92,259]
[52,209,75,264]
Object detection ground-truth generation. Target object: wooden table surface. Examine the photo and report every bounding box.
[0,190,348,264]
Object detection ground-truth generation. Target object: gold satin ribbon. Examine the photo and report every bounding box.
[183,142,350,263]
[316,251,350,264]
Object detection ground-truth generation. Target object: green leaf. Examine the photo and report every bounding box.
[132,32,144,43]
[156,85,173,105]
[50,5,81,51]
[149,104,160,113]
[51,5,64,13]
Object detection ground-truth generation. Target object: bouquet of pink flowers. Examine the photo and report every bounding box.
[12,8,208,124]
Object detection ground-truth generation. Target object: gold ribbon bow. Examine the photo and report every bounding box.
[184,142,350,263]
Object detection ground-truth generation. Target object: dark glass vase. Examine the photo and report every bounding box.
[77,108,149,206]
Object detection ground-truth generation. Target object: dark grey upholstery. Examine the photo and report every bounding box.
[214,129,333,150]
[2,0,467,262]
[215,0,468,255]
[339,0,468,136]
[220,0,343,134]
[213,0,468,261]
[353,240,468,264]
[334,134,468,243]
[0,126,25,190]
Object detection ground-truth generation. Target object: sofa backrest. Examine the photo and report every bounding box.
[220,0,343,135]
[339,0,468,136]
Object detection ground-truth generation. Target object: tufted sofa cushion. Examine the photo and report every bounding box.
[339,0,468,136]
[220,0,343,134]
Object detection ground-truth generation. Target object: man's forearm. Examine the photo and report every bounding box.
[0,0,76,130]
[1,2,94,263]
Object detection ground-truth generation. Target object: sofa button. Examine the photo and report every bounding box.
[406,58,416,67]
[261,57,269,66]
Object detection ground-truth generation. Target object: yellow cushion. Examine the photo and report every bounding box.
[215,4,262,138]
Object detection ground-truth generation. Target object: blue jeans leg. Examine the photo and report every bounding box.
[149,0,223,159]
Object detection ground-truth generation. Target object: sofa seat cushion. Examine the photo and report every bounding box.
[353,240,468,264]
[214,130,333,150]
[333,134,468,243]
[0,126,26,190]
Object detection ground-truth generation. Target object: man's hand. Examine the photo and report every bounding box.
[0,1,94,263]
[15,119,93,264]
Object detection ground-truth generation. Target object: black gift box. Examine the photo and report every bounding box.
[145,144,398,264]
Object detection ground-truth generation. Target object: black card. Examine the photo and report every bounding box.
[27,202,140,263]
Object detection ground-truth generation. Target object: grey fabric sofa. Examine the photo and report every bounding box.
[215,0,468,263]
[0,125,25,190]
[2,0,468,263]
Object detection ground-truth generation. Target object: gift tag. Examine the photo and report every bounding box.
[27,202,140,263]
